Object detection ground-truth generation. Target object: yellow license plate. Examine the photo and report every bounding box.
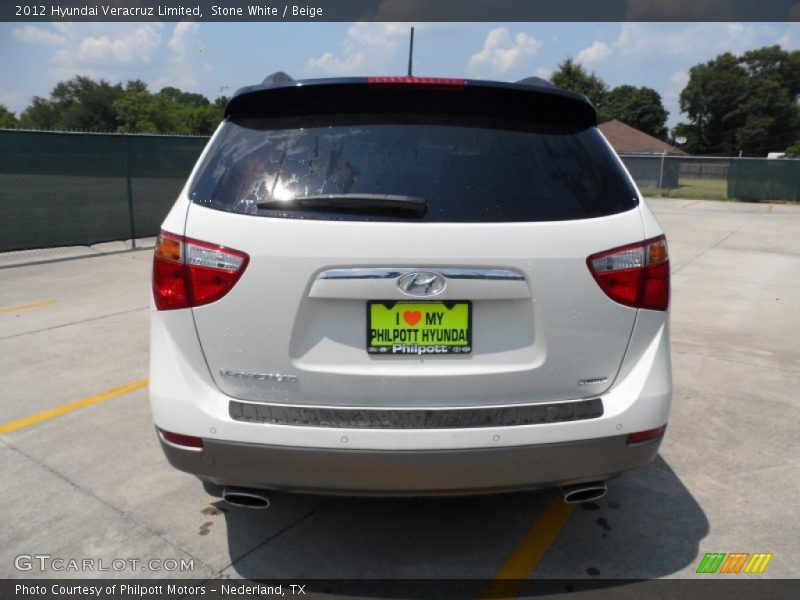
[367,301,472,355]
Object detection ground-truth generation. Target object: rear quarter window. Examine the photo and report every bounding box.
[190,114,637,222]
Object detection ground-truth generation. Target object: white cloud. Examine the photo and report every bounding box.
[535,66,553,79]
[663,70,690,124]
[37,24,164,83]
[307,22,410,75]
[670,70,690,88]
[615,23,776,59]
[308,51,368,75]
[167,22,199,59]
[156,23,203,89]
[35,23,208,93]
[54,24,163,68]
[347,21,406,48]
[576,41,611,66]
[12,26,67,46]
[778,23,800,49]
[468,27,541,76]
[0,90,25,113]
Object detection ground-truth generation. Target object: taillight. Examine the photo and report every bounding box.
[367,76,467,89]
[587,235,670,311]
[153,230,249,310]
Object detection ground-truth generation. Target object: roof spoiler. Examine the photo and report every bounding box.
[262,71,294,85]
[225,77,597,129]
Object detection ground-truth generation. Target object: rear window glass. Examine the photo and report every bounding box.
[190,114,637,222]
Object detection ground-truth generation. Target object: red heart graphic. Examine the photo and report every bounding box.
[403,311,422,326]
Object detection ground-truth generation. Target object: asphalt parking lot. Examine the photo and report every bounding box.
[1,197,799,587]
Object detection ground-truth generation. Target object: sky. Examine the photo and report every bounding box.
[1,21,799,129]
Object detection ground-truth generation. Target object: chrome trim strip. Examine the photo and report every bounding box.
[317,267,524,281]
[443,268,526,281]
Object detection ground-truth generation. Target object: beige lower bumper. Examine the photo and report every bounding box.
[159,433,661,496]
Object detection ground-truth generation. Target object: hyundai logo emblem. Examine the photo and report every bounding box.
[397,272,446,297]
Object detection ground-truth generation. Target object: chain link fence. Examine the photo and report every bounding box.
[0,129,209,253]
[619,153,800,203]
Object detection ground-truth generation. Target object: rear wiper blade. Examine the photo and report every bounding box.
[256,194,427,217]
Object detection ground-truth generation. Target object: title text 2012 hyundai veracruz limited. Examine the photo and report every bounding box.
[150,73,671,507]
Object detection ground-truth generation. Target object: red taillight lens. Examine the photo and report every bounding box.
[367,76,467,89]
[587,235,670,311]
[626,424,667,446]
[158,427,204,449]
[152,230,249,310]
[153,232,189,310]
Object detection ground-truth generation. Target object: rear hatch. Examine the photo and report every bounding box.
[184,78,643,407]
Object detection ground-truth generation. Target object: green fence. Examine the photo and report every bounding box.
[621,153,800,202]
[728,159,800,202]
[0,129,209,252]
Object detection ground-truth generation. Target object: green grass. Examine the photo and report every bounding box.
[640,177,729,201]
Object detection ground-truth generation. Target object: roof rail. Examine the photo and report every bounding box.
[515,76,556,89]
[262,71,294,85]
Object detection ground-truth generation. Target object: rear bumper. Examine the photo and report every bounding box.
[159,433,662,496]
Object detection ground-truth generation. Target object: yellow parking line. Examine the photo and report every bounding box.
[0,379,148,435]
[481,496,575,599]
[768,203,775,213]
[0,299,59,315]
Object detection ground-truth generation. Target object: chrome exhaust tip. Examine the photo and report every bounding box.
[560,481,607,504]
[222,487,271,509]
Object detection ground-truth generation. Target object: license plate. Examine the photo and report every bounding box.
[367,301,472,355]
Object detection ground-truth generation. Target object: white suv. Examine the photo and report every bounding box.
[150,74,671,507]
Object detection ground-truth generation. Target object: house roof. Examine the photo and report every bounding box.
[599,119,686,155]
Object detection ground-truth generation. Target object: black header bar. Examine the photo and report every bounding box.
[3,0,799,23]
[3,579,800,599]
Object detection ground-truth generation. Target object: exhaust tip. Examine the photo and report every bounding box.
[560,481,607,504]
[223,487,271,509]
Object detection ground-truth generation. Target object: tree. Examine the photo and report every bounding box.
[604,85,669,140]
[152,87,220,134]
[125,79,149,94]
[113,85,224,135]
[551,58,610,114]
[18,75,225,135]
[19,96,58,129]
[113,91,163,133]
[213,95,229,112]
[740,46,800,96]
[158,86,210,108]
[0,104,19,128]
[676,46,800,156]
[20,76,124,131]
[549,59,669,134]
[677,53,751,154]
